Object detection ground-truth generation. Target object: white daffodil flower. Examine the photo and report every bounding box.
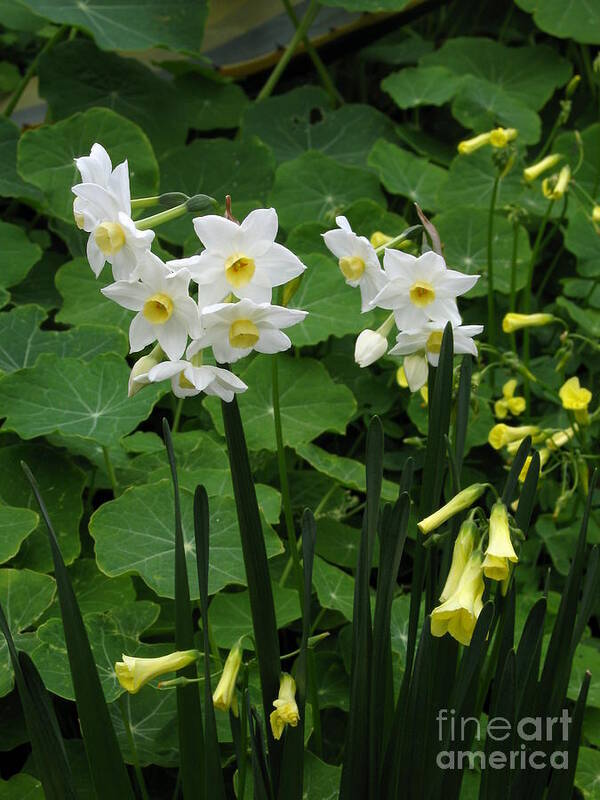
[370,250,479,329]
[322,216,386,311]
[169,208,305,306]
[101,252,199,361]
[188,298,307,364]
[389,322,483,391]
[72,181,154,280]
[137,360,247,402]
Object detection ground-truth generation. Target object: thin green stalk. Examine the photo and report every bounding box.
[272,355,304,609]
[135,203,187,230]
[280,0,343,106]
[119,695,150,800]
[509,220,519,353]
[3,26,68,118]
[487,175,500,351]
[172,397,184,433]
[535,245,564,301]
[257,0,321,102]
[102,446,118,496]
[536,115,562,161]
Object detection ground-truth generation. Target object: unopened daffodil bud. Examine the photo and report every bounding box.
[518,449,549,483]
[482,502,518,581]
[502,312,555,333]
[488,423,539,450]
[523,154,562,182]
[439,520,478,603]
[354,315,395,368]
[115,649,199,694]
[128,344,165,397]
[489,127,518,148]
[559,376,592,425]
[458,131,493,155]
[430,551,485,646]
[370,231,393,249]
[417,484,487,535]
[542,165,571,200]
[494,379,526,419]
[270,673,300,740]
[212,639,243,716]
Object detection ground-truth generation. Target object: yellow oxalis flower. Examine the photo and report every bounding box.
[417,484,487,535]
[523,153,562,182]
[431,552,485,646]
[482,502,518,582]
[488,424,539,450]
[213,640,243,717]
[542,165,571,200]
[494,379,526,419]
[559,377,592,425]
[270,673,300,740]
[439,520,477,603]
[115,650,199,694]
[502,312,555,333]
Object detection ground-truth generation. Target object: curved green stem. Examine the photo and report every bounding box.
[172,397,184,433]
[102,446,118,496]
[119,694,150,800]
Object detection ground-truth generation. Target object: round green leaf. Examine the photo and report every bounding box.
[17,108,159,222]
[0,506,39,565]
[576,746,600,799]
[312,556,355,620]
[0,117,41,202]
[41,559,136,621]
[516,0,600,45]
[0,773,44,798]
[0,221,42,290]
[173,69,249,131]
[205,356,357,451]
[368,139,447,211]
[382,66,462,108]
[90,481,283,598]
[55,257,132,330]
[0,353,163,446]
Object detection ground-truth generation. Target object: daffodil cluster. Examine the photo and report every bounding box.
[323,215,483,391]
[72,144,308,401]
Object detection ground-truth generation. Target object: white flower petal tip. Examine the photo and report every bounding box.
[142,360,247,401]
[354,329,388,368]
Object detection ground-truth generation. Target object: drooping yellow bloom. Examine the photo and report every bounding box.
[523,153,562,182]
[270,673,300,740]
[542,165,571,200]
[482,502,518,581]
[430,552,485,646]
[439,520,477,603]
[559,377,592,425]
[417,484,487,535]
[502,312,555,333]
[115,650,199,694]
[494,379,526,419]
[489,127,518,148]
[488,424,539,450]
[212,639,243,716]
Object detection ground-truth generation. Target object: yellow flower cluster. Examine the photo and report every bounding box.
[494,379,526,419]
[523,153,570,200]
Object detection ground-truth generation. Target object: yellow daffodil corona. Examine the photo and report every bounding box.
[213,640,243,716]
[482,502,518,582]
[502,312,555,333]
[559,377,592,425]
[439,520,477,603]
[494,379,526,419]
[270,673,300,740]
[523,153,562,182]
[417,484,487,535]
[430,552,485,646]
[488,424,539,450]
[115,650,199,694]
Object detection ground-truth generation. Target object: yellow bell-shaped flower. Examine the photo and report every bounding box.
[488,424,539,450]
[439,520,477,602]
[431,552,485,646]
[115,649,199,694]
[482,502,518,582]
[213,639,243,717]
[270,673,300,740]
[494,379,526,419]
[542,165,571,200]
[559,376,592,425]
[523,153,562,182]
[417,484,487,535]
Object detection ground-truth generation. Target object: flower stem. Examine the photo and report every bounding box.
[118,694,150,800]
[487,175,500,350]
[509,220,519,353]
[173,397,184,433]
[130,196,161,210]
[135,203,187,230]
[102,446,118,496]
[3,25,68,118]
[257,0,321,102]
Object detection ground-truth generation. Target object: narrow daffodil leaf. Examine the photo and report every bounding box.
[546,670,591,800]
[501,435,532,506]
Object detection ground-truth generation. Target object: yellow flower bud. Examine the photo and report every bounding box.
[370,231,393,249]
[523,154,562,182]
[542,165,571,200]
[417,484,487,535]
[431,552,485,646]
[212,639,243,716]
[489,127,517,148]
[270,673,300,740]
[115,650,199,694]
[458,131,493,155]
[488,424,539,450]
[502,312,555,333]
[559,377,592,425]
[482,502,518,581]
[128,344,165,397]
[439,520,477,603]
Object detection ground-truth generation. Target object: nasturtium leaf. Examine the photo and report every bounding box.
[157,137,275,244]
[390,594,412,657]
[575,746,600,799]
[90,481,283,599]
[556,297,600,337]
[320,0,412,8]
[28,602,160,702]
[0,773,44,798]
[555,124,600,214]
[322,341,396,418]
[0,304,127,375]
[39,41,189,156]
[10,250,63,311]
[55,258,131,330]
[313,518,363,569]
[17,108,159,222]
[516,0,600,45]
[205,356,357,452]
[121,431,165,454]
[564,213,600,269]
[312,556,355,621]
[295,442,398,502]
[382,66,462,109]
[535,516,578,576]
[41,560,136,621]
[208,584,300,649]
[0,353,163,446]
[19,0,208,52]
[432,207,532,295]
[0,221,42,290]
[269,151,385,230]
[569,645,600,709]
[243,87,395,167]
[0,506,38,565]
[360,30,434,65]
[173,69,249,131]
[303,751,342,799]
[437,150,522,210]
[451,76,541,144]
[368,139,447,210]
[0,443,85,571]
[420,37,571,110]
[0,0,45,32]
[0,117,41,202]
[0,568,56,697]
[313,651,350,711]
